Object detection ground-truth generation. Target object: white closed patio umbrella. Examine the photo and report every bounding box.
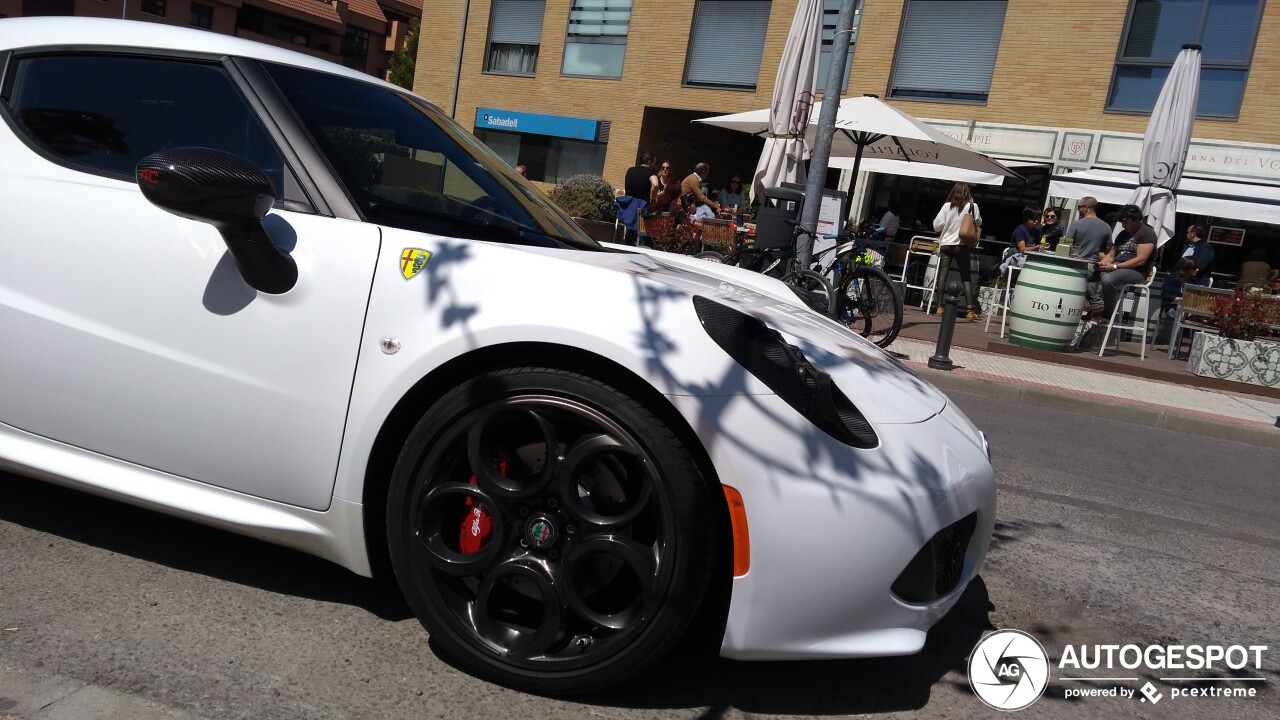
[751,0,823,201]
[1123,44,1202,247]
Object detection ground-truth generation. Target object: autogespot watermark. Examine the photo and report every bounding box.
[967,630,1269,710]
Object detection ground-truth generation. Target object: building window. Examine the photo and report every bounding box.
[474,128,606,184]
[888,0,1008,103]
[342,26,370,72]
[190,2,213,29]
[561,0,631,79]
[1108,0,1261,118]
[236,6,318,47]
[140,0,166,17]
[485,0,546,75]
[19,0,74,15]
[685,0,772,89]
[816,0,861,93]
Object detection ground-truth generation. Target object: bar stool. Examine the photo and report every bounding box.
[984,248,1022,338]
[1099,267,1157,360]
[903,236,939,311]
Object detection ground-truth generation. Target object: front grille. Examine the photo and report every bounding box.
[891,512,978,604]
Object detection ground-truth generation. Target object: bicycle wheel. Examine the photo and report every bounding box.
[838,266,903,348]
[693,251,728,264]
[781,268,836,317]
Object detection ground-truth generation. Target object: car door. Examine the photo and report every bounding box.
[0,51,379,510]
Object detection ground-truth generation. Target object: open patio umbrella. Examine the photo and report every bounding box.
[698,95,1019,183]
[1121,44,1201,247]
[751,0,823,201]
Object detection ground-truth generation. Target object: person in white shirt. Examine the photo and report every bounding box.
[879,202,900,242]
[932,182,982,319]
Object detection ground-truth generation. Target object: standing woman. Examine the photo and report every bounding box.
[932,182,982,319]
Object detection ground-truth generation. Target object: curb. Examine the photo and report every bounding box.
[915,367,1280,450]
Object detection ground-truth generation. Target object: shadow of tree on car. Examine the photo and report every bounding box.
[0,472,413,622]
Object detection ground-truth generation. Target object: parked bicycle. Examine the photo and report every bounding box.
[693,224,835,317]
[804,225,904,349]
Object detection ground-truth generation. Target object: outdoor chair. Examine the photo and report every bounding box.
[699,218,735,254]
[1166,284,1232,360]
[1099,266,1157,361]
[614,196,647,245]
[902,236,939,311]
[984,247,1022,338]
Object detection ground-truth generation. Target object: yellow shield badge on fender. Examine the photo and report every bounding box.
[400,248,431,280]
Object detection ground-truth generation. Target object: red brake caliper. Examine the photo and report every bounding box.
[459,460,505,554]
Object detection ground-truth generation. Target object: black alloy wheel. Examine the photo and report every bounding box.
[387,368,715,694]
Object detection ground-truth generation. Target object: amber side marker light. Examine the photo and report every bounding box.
[722,485,750,577]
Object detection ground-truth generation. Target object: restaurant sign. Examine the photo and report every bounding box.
[928,122,1059,161]
[1097,135,1280,184]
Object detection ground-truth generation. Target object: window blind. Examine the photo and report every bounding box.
[890,0,1007,98]
[686,0,772,88]
[489,0,546,46]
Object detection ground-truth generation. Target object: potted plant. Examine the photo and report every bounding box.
[647,217,700,255]
[1187,288,1280,387]
[548,174,619,243]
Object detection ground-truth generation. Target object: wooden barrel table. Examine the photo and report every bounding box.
[1008,254,1091,351]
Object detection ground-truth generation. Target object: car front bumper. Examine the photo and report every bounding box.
[669,392,996,661]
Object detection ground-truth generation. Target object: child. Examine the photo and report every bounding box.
[1160,258,1196,318]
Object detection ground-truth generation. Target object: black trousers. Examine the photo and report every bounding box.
[936,244,978,311]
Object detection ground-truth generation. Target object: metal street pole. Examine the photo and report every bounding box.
[797,0,856,269]
[450,0,472,118]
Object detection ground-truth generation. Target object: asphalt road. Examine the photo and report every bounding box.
[1,392,1277,719]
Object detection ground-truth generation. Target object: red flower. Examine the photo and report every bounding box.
[1211,289,1277,341]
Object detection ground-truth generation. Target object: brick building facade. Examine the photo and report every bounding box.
[415,0,1280,272]
[1,0,421,80]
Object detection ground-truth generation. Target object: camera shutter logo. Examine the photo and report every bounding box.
[969,630,1050,711]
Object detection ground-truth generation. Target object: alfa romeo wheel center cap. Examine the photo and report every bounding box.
[526,515,557,550]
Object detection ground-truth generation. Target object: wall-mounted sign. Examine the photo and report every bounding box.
[927,122,1059,160]
[1059,132,1094,164]
[475,108,603,142]
[1097,135,1280,184]
[1208,226,1246,246]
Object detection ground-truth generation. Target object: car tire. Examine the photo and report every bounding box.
[386,367,716,694]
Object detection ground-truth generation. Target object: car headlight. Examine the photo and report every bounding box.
[694,296,878,449]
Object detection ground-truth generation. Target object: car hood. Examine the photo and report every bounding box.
[564,243,948,425]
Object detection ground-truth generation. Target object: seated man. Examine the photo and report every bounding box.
[1181,223,1215,285]
[1064,196,1113,315]
[1098,204,1156,324]
[997,206,1044,278]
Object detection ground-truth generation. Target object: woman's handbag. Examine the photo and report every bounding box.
[959,203,980,248]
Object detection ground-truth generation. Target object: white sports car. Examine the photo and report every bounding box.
[0,18,995,695]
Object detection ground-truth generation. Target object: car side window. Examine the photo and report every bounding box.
[263,61,602,247]
[5,54,305,205]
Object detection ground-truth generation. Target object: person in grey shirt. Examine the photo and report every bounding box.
[1065,196,1113,314]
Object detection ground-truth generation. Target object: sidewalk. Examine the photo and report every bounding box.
[887,322,1280,449]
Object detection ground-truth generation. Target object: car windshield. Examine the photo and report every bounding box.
[262,62,599,251]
